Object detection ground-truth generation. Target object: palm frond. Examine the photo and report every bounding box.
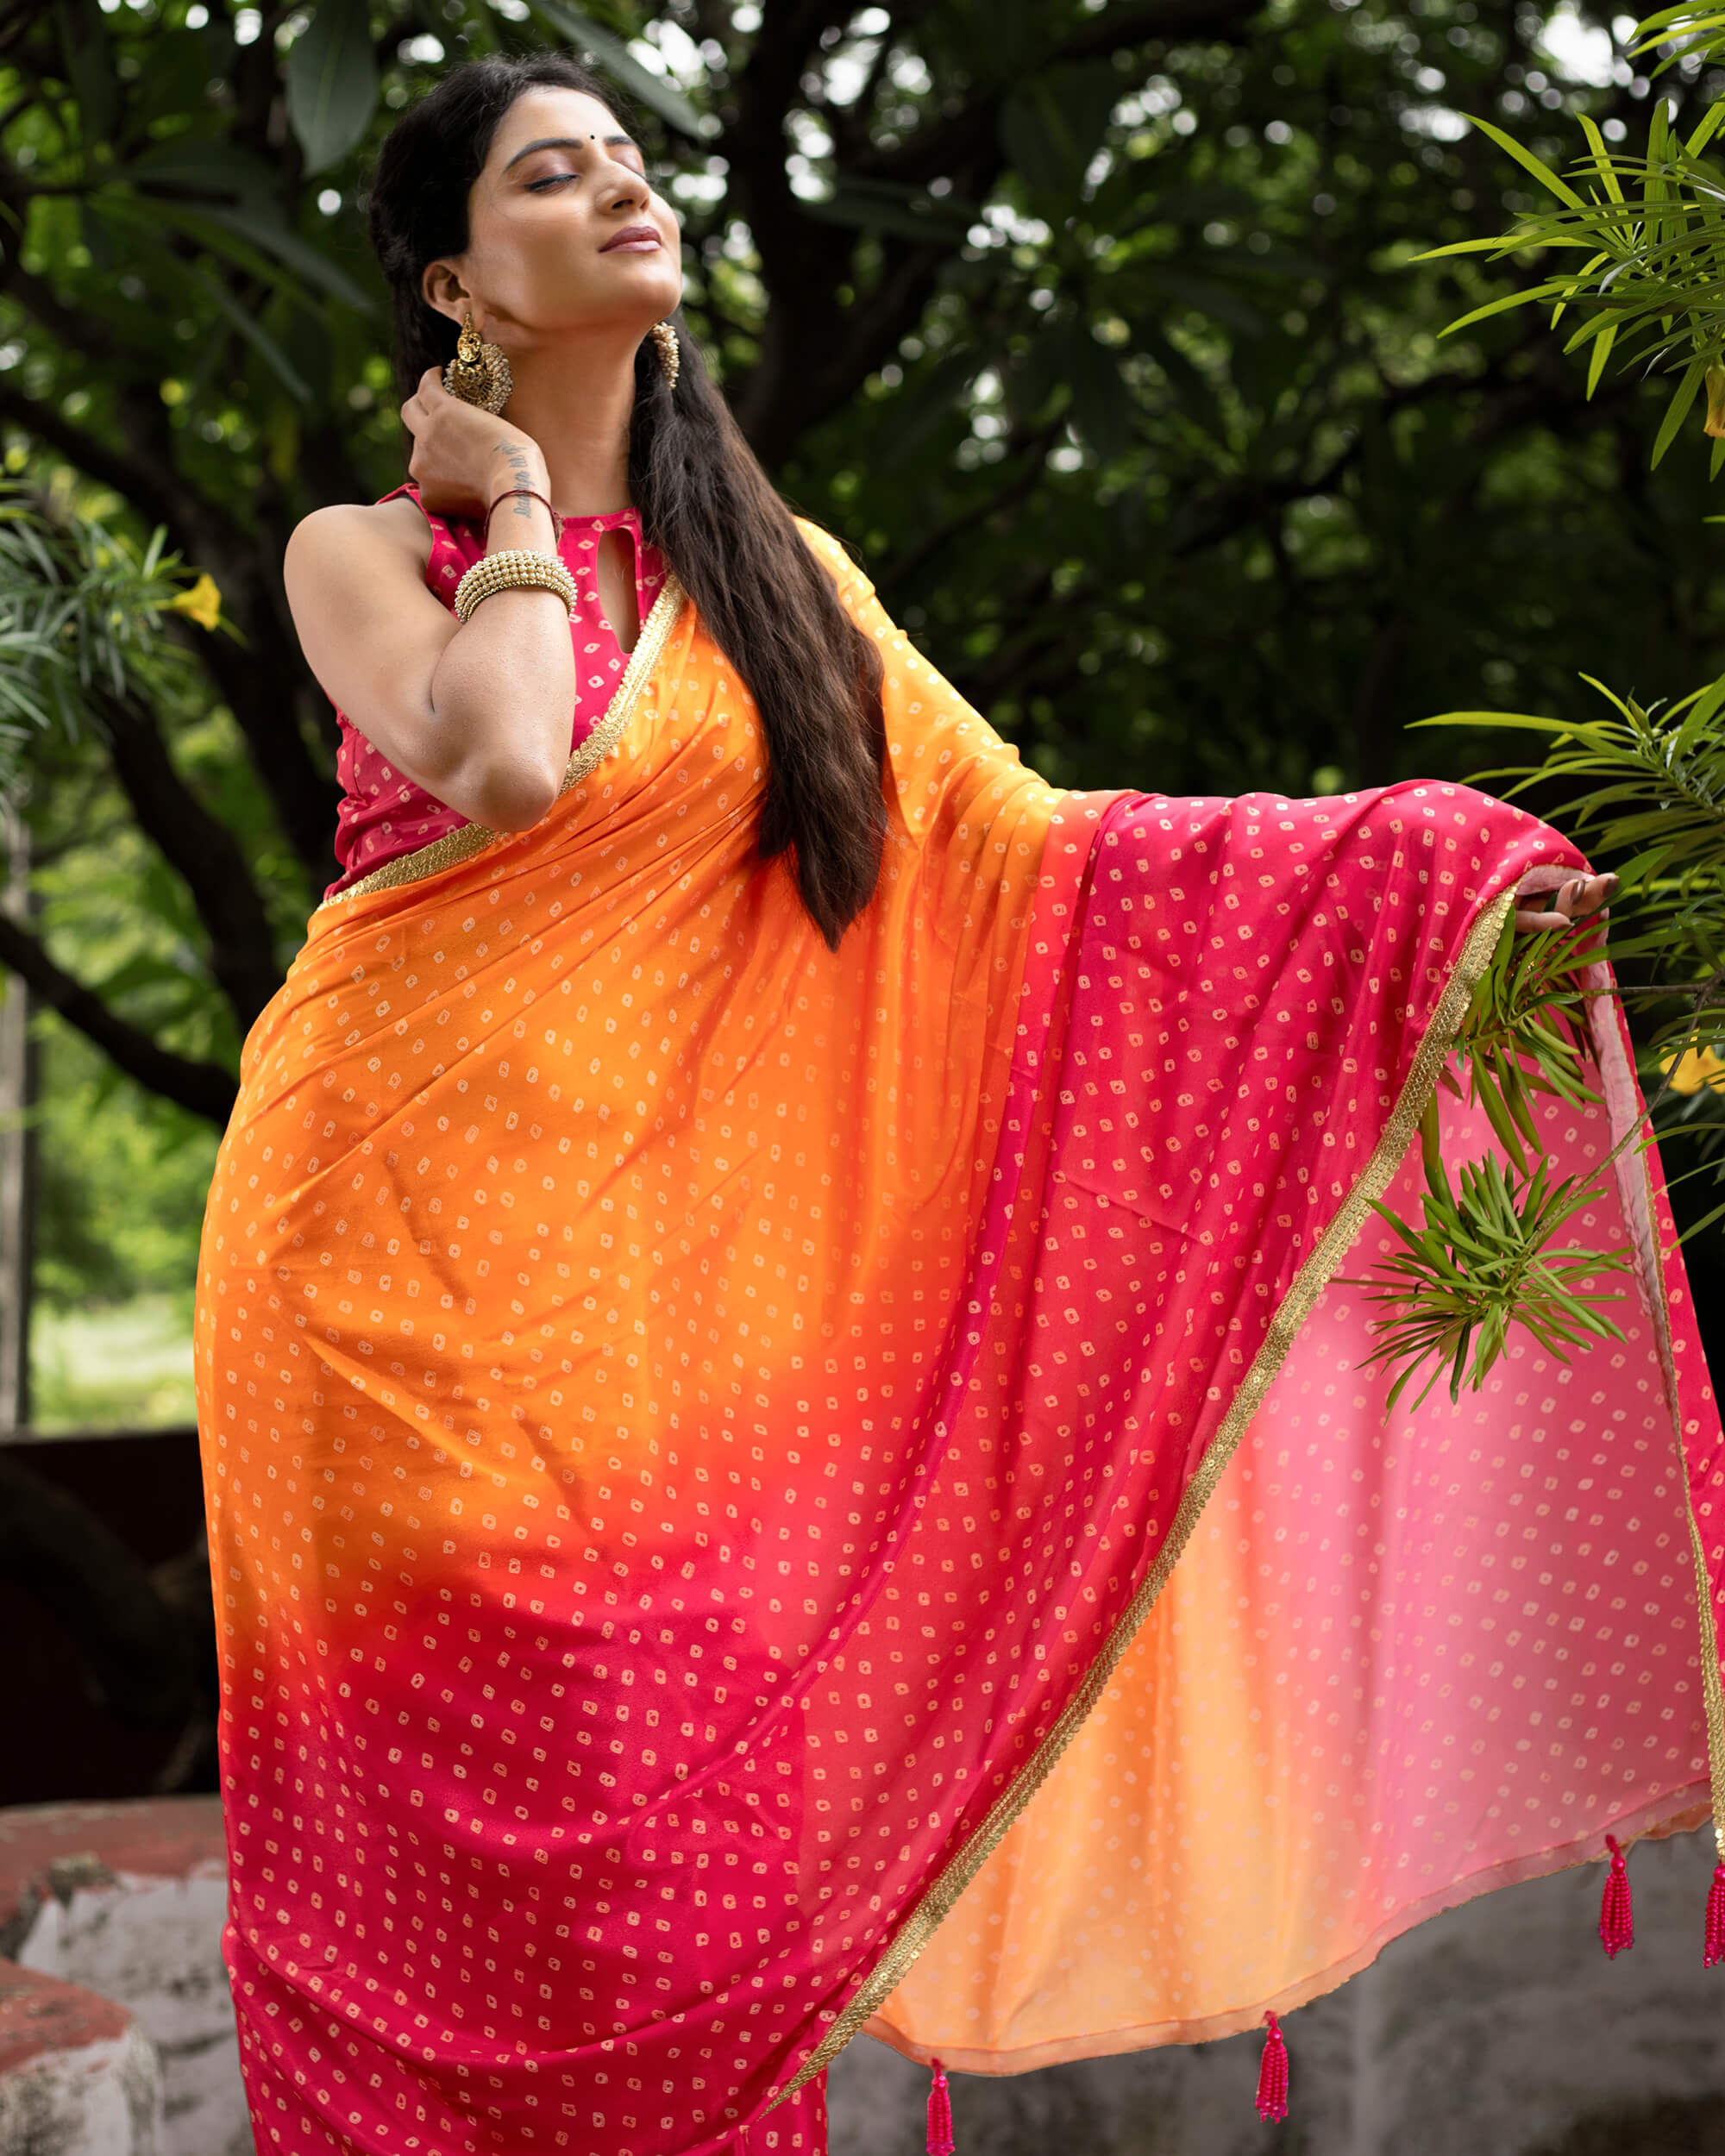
[1339,1150,1633,1413]
[1418,94,1725,462]
[1451,905,1604,1173]
[1410,681,1725,992]
[0,486,211,788]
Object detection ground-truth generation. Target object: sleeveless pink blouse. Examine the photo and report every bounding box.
[324,484,668,899]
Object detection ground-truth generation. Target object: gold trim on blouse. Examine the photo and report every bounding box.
[318,573,686,908]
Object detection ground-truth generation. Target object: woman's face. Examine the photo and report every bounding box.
[424,85,682,350]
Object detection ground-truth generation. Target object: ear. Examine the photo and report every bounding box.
[421,259,474,329]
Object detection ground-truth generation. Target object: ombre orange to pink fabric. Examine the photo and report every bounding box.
[194,521,1722,2156]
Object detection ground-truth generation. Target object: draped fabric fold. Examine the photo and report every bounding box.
[195,524,1722,2156]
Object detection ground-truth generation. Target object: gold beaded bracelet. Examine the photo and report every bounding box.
[453,548,579,625]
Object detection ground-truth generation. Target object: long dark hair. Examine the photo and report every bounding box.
[366,55,885,950]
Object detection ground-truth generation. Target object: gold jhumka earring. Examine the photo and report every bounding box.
[648,320,681,389]
[443,310,513,414]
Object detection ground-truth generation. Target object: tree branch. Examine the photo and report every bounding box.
[727,0,1266,462]
[875,422,1062,599]
[0,912,236,1124]
[95,684,285,1035]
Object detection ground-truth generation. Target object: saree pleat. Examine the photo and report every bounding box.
[195,523,1722,2156]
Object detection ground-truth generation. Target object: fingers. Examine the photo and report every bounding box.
[400,367,448,431]
[1555,872,1617,918]
[1512,872,1619,933]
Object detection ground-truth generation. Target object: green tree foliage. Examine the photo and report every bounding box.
[1334,3,1725,1407]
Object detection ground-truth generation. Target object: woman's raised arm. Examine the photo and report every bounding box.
[282,371,578,832]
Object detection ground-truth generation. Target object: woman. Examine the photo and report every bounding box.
[194,53,1717,2156]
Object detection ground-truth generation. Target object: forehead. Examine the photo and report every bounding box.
[489,85,628,165]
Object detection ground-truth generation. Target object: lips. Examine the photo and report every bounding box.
[600,225,662,253]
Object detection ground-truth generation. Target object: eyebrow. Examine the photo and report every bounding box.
[502,134,641,172]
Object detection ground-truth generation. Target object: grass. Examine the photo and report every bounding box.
[29,1291,196,1432]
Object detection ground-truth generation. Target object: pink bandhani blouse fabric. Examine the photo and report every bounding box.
[325,486,667,899]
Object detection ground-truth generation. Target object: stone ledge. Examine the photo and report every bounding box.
[0,1796,246,2156]
[0,1956,162,2154]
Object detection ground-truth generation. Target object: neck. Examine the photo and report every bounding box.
[498,328,639,517]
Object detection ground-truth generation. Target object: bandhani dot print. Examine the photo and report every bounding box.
[197,517,1722,2156]
[875,971,1713,2066]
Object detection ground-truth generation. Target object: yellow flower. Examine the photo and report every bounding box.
[1659,1044,1725,1095]
[168,571,222,632]
[1706,366,1725,440]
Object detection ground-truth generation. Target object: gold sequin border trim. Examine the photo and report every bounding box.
[1635,1138,1725,1860]
[317,575,686,908]
[774,880,1519,2104]
[1684,1510,1725,1860]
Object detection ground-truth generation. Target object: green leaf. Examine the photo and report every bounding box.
[184,257,310,401]
[798,177,975,247]
[525,0,705,139]
[1010,320,1076,424]
[1690,96,1725,157]
[171,200,375,314]
[285,0,380,177]
[55,0,118,154]
[1651,354,1707,467]
[1138,325,1226,441]
[1408,710,1590,734]
[92,186,375,321]
[1000,64,1119,200]
[877,348,988,473]
[1578,114,1627,201]
[1438,282,1572,339]
[1465,115,1588,208]
[1413,235,1539,260]
[1145,267,1265,338]
[1587,317,1619,397]
[1067,331,1134,463]
[122,139,280,214]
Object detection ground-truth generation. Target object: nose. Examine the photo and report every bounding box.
[601,159,649,213]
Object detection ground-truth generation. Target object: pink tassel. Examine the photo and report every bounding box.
[1599,1833,1634,1959]
[925,2056,954,2156]
[1705,1863,1725,1966]
[1256,2010,1289,2123]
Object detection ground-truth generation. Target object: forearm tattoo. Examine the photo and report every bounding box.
[494,439,545,532]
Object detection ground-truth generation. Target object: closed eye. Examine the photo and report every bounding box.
[526,173,579,191]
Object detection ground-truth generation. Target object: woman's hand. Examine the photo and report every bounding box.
[1512,868,1618,934]
[399,367,549,524]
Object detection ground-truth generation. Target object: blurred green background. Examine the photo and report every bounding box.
[2,0,1721,1426]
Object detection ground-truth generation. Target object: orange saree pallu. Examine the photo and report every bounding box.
[195,525,1722,2156]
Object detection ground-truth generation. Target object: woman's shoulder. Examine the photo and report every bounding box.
[791,517,878,606]
[285,494,432,582]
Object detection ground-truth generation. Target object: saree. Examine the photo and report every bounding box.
[194,521,1723,2156]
